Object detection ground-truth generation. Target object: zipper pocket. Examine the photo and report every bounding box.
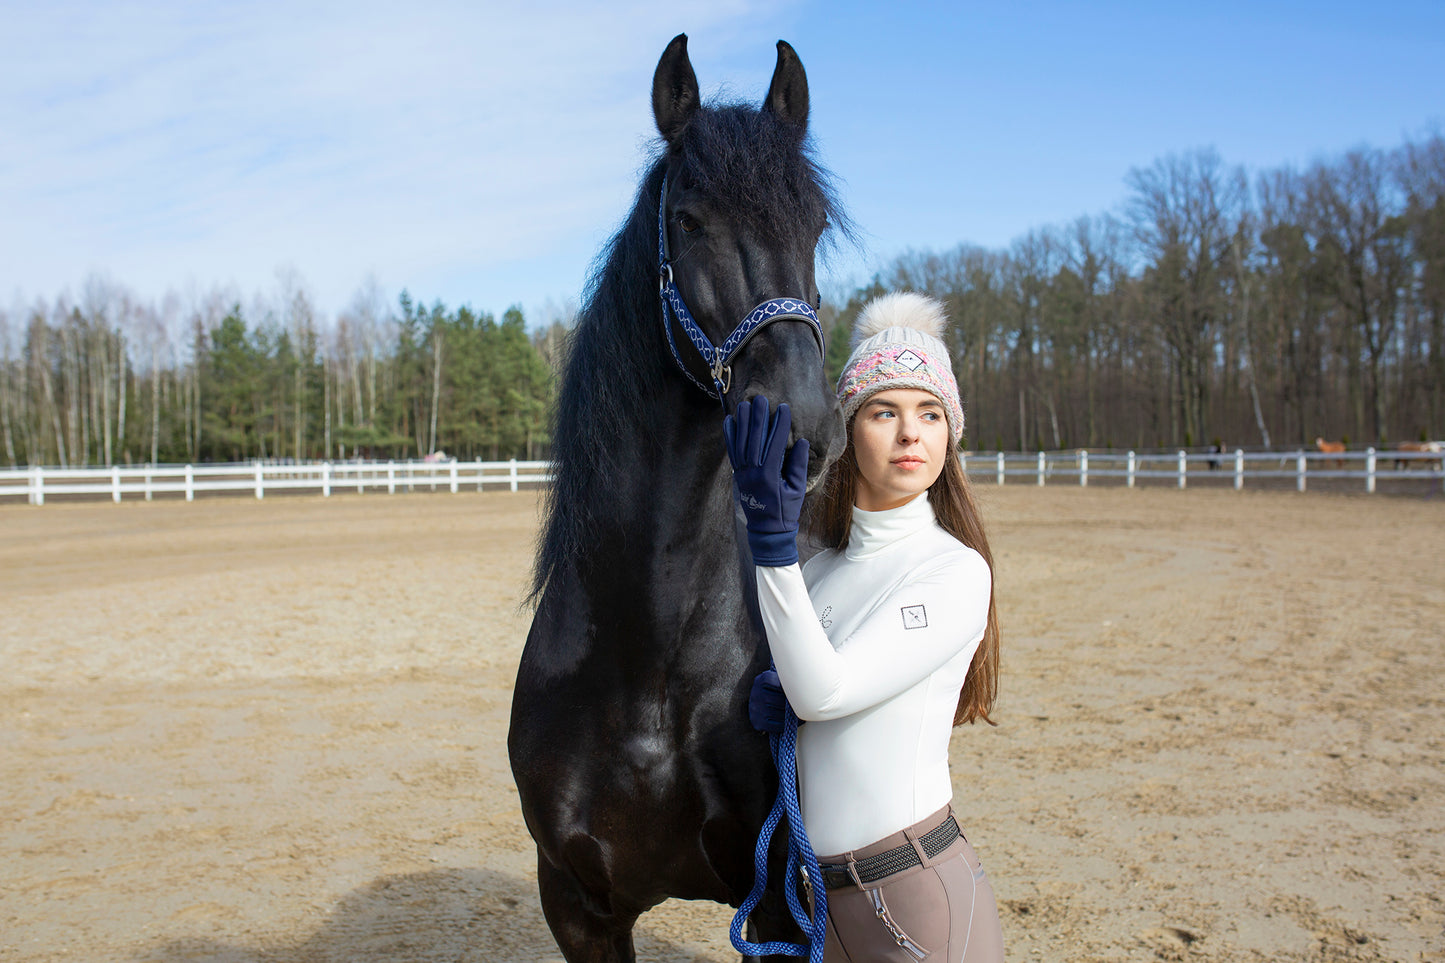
[869,888,928,961]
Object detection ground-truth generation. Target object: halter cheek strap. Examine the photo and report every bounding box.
[657,175,824,403]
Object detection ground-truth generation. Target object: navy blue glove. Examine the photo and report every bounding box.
[723,395,810,566]
[748,668,795,734]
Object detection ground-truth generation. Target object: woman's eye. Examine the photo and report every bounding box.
[678,213,700,234]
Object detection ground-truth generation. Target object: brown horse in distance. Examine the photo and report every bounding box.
[1315,437,1346,469]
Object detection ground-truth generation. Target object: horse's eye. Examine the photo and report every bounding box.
[678,213,701,235]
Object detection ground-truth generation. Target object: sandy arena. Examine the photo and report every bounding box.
[1,487,1442,962]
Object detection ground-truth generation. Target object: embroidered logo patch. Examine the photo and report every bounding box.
[894,349,925,371]
[818,605,833,629]
[901,605,927,629]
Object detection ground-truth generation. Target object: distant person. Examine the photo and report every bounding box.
[725,292,1005,962]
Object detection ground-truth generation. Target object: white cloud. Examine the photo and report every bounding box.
[1,0,801,318]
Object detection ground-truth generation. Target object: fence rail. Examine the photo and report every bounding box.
[3,448,1442,506]
[0,459,553,505]
[960,447,1445,494]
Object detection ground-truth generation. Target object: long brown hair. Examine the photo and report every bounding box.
[808,425,1000,726]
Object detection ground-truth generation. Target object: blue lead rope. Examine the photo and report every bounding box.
[729,705,828,961]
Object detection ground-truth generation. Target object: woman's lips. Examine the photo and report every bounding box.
[891,456,926,470]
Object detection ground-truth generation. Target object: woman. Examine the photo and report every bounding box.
[724,291,1004,962]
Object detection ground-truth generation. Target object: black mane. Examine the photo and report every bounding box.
[529,99,848,602]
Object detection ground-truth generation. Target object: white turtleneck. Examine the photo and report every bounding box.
[755,492,991,856]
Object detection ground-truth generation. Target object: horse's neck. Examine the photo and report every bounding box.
[621,399,734,551]
[589,389,746,612]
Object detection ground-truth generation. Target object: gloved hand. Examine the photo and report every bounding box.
[723,395,810,566]
[748,668,795,734]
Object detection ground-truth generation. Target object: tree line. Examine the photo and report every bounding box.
[2,132,1440,468]
[0,276,559,467]
[820,132,1443,453]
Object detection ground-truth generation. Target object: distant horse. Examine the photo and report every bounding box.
[1315,437,1345,469]
[508,35,845,963]
[1396,440,1444,471]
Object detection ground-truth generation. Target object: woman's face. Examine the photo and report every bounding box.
[851,388,951,512]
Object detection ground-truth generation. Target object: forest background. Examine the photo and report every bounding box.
[2,132,1442,467]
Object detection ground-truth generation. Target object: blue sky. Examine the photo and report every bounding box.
[3,0,1442,329]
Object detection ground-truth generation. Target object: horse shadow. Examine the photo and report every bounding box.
[135,867,722,963]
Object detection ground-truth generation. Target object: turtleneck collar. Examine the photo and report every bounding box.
[845,491,935,559]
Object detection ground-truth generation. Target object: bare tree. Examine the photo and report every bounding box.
[1127,148,1246,447]
[1306,149,1408,442]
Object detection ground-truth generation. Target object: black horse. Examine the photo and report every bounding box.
[508,34,846,963]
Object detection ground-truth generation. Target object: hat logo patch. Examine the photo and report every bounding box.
[894,349,925,371]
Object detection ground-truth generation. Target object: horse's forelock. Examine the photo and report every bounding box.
[676,104,843,245]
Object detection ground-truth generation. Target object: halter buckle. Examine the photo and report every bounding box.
[712,362,732,395]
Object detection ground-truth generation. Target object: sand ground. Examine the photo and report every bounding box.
[1,487,1441,962]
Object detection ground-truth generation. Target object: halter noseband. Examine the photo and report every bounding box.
[657,175,824,402]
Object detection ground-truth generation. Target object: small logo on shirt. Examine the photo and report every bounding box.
[818,605,833,629]
[901,604,927,629]
[894,349,925,371]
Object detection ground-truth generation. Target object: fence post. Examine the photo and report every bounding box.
[185,464,194,502]
[323,461,332,497]
[1177,450,1187,489]
[1297,452,1307,492]
[254,462,264,499]
[32,465,44,506]
[450,460,459,494]
[109,466,120,503]
[1366,447,1376,494]
[1127,451,1136,489]
[1234,449,1244,491]
[510,458,519,493]
[145,467,153,501]
[1080,450,1089,487]
[1036,450,1045,486]
[996,451,1005,485]
[387,460,396,495]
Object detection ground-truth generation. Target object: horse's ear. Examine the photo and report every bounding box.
[653,33,700,147]
[764,40,809,131]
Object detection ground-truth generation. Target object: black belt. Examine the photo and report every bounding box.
[819,815,962,890]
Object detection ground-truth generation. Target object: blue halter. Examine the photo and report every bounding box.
[657,175,824,402]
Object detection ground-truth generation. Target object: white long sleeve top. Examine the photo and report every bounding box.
[756,492,991,856]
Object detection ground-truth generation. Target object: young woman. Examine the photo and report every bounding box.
[724,291,1004,963]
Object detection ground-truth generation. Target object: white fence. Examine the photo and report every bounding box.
[3,448,1442,506]
[961,447,1445,494]
[0,459,553,505]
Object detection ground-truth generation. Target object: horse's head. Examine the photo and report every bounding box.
[652,34,845,487]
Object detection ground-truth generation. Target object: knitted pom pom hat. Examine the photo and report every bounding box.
[836,292,963,442]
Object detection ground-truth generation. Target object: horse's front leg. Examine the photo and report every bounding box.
[536,847,640,963]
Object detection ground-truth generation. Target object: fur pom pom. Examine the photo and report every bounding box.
[851,291,947,347]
